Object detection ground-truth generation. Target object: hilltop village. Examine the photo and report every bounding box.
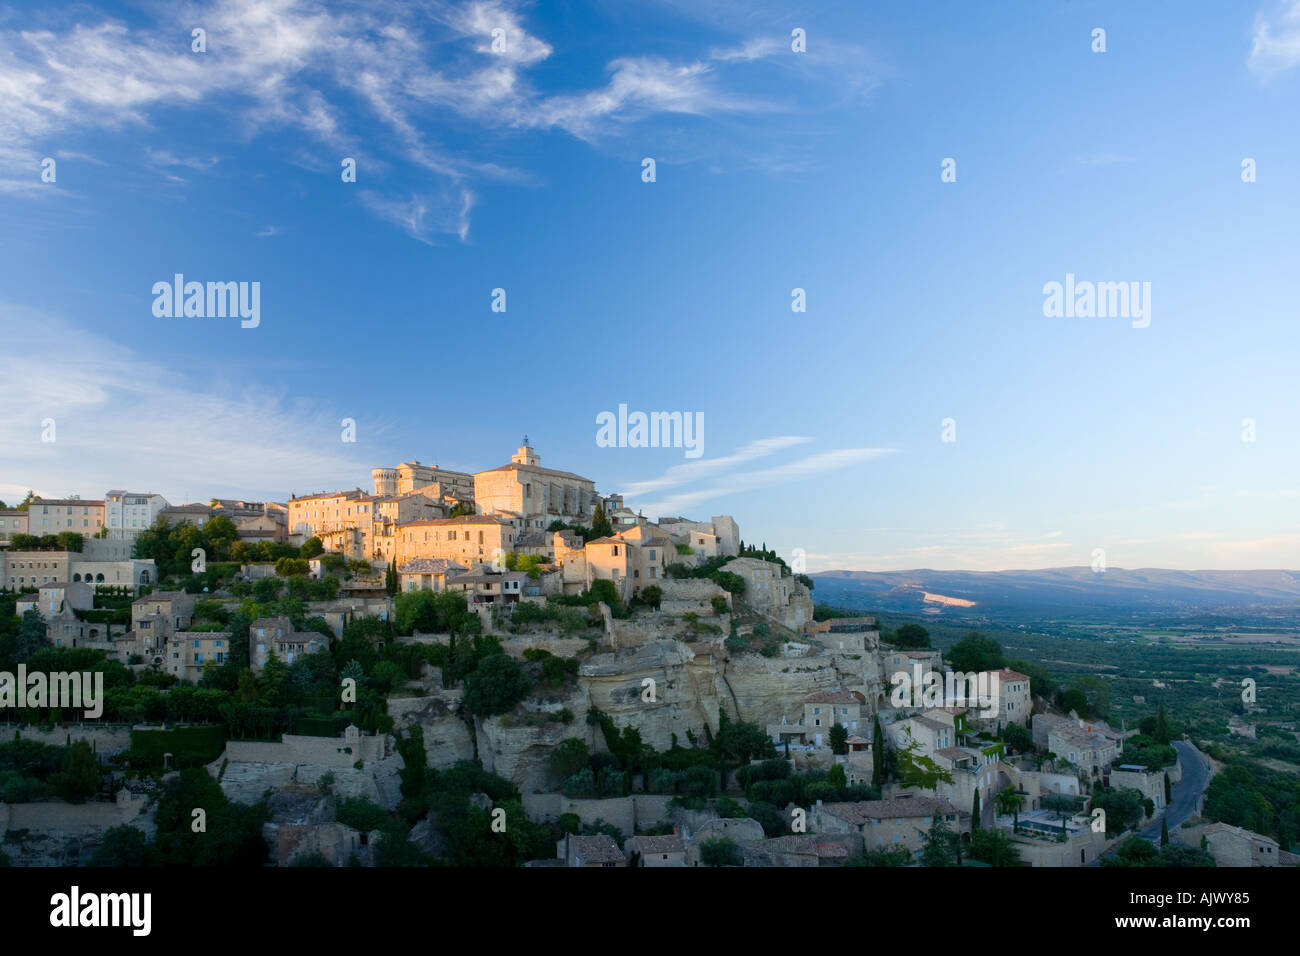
[0,441,1237,868]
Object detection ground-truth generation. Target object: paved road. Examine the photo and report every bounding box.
[1137,740,1211,842]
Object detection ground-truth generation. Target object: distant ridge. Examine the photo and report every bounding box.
[809,567,1300,619]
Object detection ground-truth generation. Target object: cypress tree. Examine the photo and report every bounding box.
[1160,818,1170,847]
[872,713,886,786]
[971,789,981,831]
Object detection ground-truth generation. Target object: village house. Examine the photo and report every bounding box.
[105,491,170,538]
[395,514,516,568]
[888,714,954,757]
[1046,721,1119,776]
[557,834,626,867]
[286,489,375,558]
[625,834,686,867]
[250,615,329,671]
[742,832,862,867]
[725,557,814,630]
[446,568,528,606]
[1175,822,1294,867]
[25,497,106,535]
[398,557,466,593]
[0,509,29,546]
[115,591,196,666]
[812,795,959,860]
[768,689,867,748]
[165,630,231,682]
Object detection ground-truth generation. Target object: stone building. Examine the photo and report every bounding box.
[105,491,170,539]
[286,489,375,558]
[473,441,600,523]
[395,515,515,568]
[25,497,106,536]
[726,557,814,630]
[371,461,475,499]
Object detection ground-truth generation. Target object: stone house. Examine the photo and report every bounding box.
[625,834,686,867]
[812,795,959,860]
[558,833,626,867]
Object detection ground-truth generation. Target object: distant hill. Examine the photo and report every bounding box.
[808,567,1300,621]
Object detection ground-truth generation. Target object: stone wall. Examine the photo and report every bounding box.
[520,793,674,835]
[223,730,388,767]
[9,723,133,753]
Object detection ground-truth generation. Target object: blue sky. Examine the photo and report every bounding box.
[1,0,1298,571]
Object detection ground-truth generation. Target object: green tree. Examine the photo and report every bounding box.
[896,729,954,790]
[971,789,981,831]
[590,503,612,539]
[945,632,1004,673]
[300,537,324,559]
[1002,722,1033,755]
[462,653,531,717]
[51,740,101,802]
[548,738,589,784]
[892,623,931,649]
[970,827,1021,866]
[87,826,151,867]
[700,837,741,867]
[872,714,886,786]
[920,815,956,867]
[385,559,399,597]
[996,786,1025,829]
[202,515,239,560]
[1160,818,1170,847]
[829,722,848,755]
[1154,705,1171,745]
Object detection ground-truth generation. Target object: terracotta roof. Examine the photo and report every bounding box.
[996,669,1032,682]
[398,515,512,528]
[804,690,867,705]
[819,796,956,824]
[477,462,594,483]
[133,591,188,604]
[569,835,624,863]
[751,834,852,858]
[626,835,684,855]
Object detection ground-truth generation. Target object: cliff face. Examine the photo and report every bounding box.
[403,624,890,792]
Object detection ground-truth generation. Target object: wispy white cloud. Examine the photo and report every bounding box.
[0,1,873,238]
[256,225,278,237]
[620,436,810,497]
[630,443,895,517]
[1249,0,1300,75]
[0,303,369,503]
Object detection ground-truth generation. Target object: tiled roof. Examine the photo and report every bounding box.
[569,835,624,863]
[398,515,512,528]
[399,558,466,574]
[752,834,852,858]
[477,462,594,483]
[804,690,866,705]
[996,669,1032,682]
[627,835,684,855]
[133,591,187,604]
[819,796,956,823]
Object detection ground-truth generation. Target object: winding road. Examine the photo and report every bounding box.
[1137,740,1212,842]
